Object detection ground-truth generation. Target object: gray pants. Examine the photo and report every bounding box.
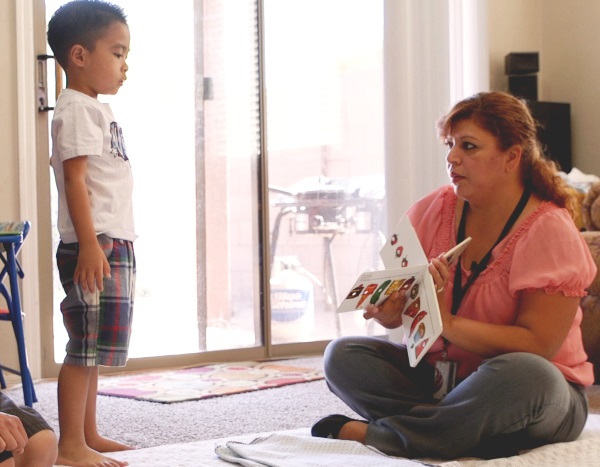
[323,336,588,459]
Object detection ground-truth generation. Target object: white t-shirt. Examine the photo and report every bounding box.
[50,89,137,243]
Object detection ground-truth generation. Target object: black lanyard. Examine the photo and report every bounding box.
[451,186,532,315]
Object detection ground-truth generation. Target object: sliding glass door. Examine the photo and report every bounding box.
[264,0,386,344]
[43,0,385,369]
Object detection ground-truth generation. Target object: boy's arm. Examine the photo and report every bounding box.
[63,156,111,292]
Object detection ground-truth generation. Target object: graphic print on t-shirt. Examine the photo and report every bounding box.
[110,122,128,161]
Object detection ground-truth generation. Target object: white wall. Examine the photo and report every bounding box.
[0,1,22,371]
[540,0,600,175]
[0,1,19,219]
[488,0,543,95]
[488,0,600,176]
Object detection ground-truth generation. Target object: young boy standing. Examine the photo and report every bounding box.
[47,1,136,466]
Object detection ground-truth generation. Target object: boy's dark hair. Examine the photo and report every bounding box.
[47,0,127,70]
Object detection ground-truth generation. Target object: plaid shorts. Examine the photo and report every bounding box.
[56,235,136,367]
[0,392,53,462]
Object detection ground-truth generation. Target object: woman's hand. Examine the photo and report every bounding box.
[428,254,452,326]
[428,254,450,295]
[363,291,406,329]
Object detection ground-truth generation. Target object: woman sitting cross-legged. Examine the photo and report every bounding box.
[312,91,596,460]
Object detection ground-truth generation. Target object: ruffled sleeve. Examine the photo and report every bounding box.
[510,206,597,297]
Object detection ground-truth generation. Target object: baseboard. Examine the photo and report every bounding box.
[1,372,21,388]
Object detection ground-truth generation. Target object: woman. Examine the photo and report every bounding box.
[311,91,596,459]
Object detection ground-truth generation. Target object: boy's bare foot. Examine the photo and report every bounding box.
[57,443,129,467]
[86,434,134,453]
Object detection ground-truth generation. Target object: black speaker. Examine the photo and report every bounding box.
[509,75,538,101]
[505,52,539,75]
[527,101,572,172]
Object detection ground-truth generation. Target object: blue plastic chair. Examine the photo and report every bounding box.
[0,221,37,407]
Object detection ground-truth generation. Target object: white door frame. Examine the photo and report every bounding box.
[15,0,43,378]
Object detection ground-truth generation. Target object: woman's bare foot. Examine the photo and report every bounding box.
[56,442,129,467]
[86,434,134,453]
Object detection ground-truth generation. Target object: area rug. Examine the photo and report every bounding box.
[97,361,324,403]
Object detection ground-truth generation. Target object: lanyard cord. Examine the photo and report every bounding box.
[451,186,532,316]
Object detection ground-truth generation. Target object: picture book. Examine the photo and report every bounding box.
[337,215,471,367]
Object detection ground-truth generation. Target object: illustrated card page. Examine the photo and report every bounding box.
[337,215,445,366]
[378,215,428,270]
[337,264,442,366]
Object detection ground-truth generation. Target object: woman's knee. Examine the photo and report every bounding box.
[323,336,359,377]
[486,352,556,375]
[483,352,566,393]
[323,336,384,383]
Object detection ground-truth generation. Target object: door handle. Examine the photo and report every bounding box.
[37,54,62,112]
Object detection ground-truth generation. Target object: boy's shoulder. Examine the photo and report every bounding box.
[56,89,101,109]
[54,89,113,123]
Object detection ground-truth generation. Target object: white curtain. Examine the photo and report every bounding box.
[383,0,489,229]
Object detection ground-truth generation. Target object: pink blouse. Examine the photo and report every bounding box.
[408,185,596,386]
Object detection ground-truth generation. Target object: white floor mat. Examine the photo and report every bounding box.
[54,414,600,467]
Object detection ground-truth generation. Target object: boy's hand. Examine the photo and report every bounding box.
[74,242,111,293]
[0,412,28,455]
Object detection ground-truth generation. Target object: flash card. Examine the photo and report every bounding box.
[379,216,427,269]
[338,214,468,367]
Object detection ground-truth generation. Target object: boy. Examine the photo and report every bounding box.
[47,1,137,465]
[0,393,57,466]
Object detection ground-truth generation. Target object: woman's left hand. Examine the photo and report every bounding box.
[428,255,452,322]
[429,254,450,296]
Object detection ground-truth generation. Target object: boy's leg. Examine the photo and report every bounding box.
[83,237,134,453]
[84,369,131,453]
[56,236,135,464]
[57,363,93,457]
[94,237,136,369]
[56,364,128,467]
